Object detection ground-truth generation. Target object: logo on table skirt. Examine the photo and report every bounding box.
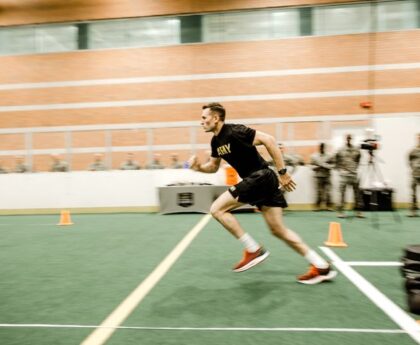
[177,192,194,207]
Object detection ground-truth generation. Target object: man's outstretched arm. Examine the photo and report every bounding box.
[189,155,221,173]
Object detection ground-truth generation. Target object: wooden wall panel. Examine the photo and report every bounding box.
[0,0,364,26]
[32,132,66,149]
[111,130,147,147]
[0,134,25,150]
[1,31,419,84]
[1,94,418,130]
[1,68,419,107]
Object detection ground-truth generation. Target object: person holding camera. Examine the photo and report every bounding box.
[335,134,364,218]
[408,133,420,217]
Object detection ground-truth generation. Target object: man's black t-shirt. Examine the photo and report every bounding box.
[211,123,269,178]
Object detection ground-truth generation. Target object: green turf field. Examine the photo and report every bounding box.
[0,211,419,345]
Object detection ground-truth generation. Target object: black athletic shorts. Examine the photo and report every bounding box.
[228,168,288,209]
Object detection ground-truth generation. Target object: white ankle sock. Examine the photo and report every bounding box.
[304,250,328,269]
[239,233,259,253]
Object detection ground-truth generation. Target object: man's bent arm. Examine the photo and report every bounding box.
[253,131,286,172]
[253,131,296,192]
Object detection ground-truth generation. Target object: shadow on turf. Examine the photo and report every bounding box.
[150,280,299,318]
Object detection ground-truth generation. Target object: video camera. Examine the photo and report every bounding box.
[360,128,380,152]
[361,139,379,151]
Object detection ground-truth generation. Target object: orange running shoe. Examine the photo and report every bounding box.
[297,264,337,285]
[232,247,270,273]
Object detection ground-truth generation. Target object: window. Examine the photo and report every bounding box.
[0,1,418,56]
[36,25,78,53]
[89,17,180,49]
[0,25,78,55]
[376,0,418,32]
[271,9,301,38]
[203,9,299,43]
[313,3,372,36]
[0,27,36,55]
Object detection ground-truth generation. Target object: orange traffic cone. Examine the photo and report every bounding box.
[324,222,347,247]
[57,210,73,226]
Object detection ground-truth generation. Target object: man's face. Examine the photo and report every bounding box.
[201,108,218,133]
[346,135,352,146]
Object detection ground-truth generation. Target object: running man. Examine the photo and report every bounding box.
[189,103,336,284]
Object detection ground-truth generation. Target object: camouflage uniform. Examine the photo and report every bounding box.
[169,161,183,169]
[145,161,165,169]
[15,162,30,173]
[51,160,69,172]
[335,145,362,211]
[310,152,334,209]
[408,145,420,211]
[120,160,140,170]
[268,154,300,174]
[89,161,107,171]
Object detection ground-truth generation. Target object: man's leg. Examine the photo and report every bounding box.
[352,178,365,218]
[210,191,269,272]
[337,178,346,217]
[409,177,418,216]
[209,191,247,239]
[260,206,308,255]
[315,177,322,210]
[325,178,333,210]
[260,206,336,284]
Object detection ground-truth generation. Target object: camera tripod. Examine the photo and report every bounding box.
[359,150,400,228]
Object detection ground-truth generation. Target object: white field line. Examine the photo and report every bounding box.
[320,247,420,344]
[0,324,406,334]
[80,214,212,345]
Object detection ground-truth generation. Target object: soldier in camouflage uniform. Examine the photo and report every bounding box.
[169,153,183,169]
[278,143,302,175]
[14,156,30,173]
[120,152,141,170]
[335,134,364,218]
[408,133,420,217]
[145,153,165,169]
[50,154,69,172]
[310,143,334,211]
[0,161,8,174]
[88,153,107,171]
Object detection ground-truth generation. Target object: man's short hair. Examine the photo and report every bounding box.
[202,102,226,121]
